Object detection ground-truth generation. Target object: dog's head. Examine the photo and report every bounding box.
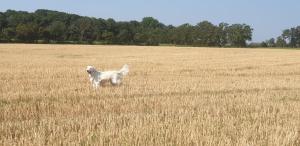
[86,66,97,74]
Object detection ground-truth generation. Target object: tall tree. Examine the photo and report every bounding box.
[281,27,300,48]
[266,38,275,47]
[76,17,93,42]
[217,23,229,47]
[0,12,7,40]
[194,21,218,46]
[141,17,162,29]
[227,24,252,47]
[172,23,194,45]
[16,23,38,42]
[102,18,117,43]
[276,36,287,48]
[48,21,66,41]
[2,27,15,41]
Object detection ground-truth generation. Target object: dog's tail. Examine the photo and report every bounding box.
[119,64,129,76]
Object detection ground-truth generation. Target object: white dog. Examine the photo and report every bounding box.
[86,64,129,88]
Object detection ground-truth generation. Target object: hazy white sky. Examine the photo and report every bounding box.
[1,0,300,42]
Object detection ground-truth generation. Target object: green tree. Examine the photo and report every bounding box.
[217,23,229,47]
[102,18,116,43]
[260,41,268,47]
[137,17,165,45]
[67,24,80,41]
[266,38,275,47]
[160,25,174,44]
[227,24,252,47]
[93,18,107,41]
[116,22,135,44]
[194,21,218,46]
[102,31,114,43]
[295,26,300,47]
[2,27,16,41]
[48,21,66,41]
[283,27,300,47]
[141,17,162,29]
[16,23,38,42]
[276,36,287,48]
[0,12,7,40]
[75,17,92,42]
[172,23,194,45]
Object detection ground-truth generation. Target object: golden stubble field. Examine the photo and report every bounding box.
[0,44,300,145]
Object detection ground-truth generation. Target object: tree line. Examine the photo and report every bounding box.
[250,26,300,48]
[0,9,254,47]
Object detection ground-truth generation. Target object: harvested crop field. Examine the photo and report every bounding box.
[0,44,300,145]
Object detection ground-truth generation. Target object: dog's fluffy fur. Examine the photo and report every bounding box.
[86,64,129,88]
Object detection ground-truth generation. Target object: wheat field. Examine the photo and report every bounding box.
[0,44,300,145]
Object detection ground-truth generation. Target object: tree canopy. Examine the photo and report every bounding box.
[257,26,300,48]
[0,9,253,47]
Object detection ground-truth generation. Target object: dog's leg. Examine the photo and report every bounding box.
[116,78,122,85]
[92,79,100,89]
[96,79,102,89]
[110,77,117,85]
[116,73,123,85]
[90,78,94,88]
[111,75,122,86]
[92,81,97,89]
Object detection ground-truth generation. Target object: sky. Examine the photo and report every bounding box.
[0,0,299,42]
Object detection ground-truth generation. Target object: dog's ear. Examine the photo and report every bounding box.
[86,66,96,73]
[90,66,98,73]
[91,67,96,72]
